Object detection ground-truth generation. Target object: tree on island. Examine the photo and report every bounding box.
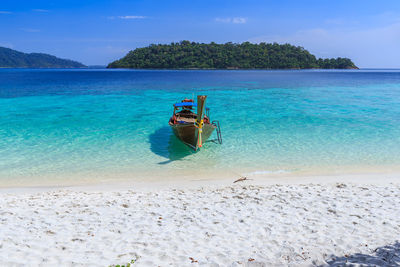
[107,41,357,70]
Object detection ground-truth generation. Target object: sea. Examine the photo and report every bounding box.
[0,69,399,186]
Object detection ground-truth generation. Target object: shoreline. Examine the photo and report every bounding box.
[1,171,399,194]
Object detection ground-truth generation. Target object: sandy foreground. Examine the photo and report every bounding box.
[0,175,399,266]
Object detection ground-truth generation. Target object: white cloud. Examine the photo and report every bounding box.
[108,15,147,20]
[20,28,41,33]
[119,15,146,19]
[33,9,49,12]
[0,11,12,14]
[215,17,247,24]
[215,18,231,23]
[248,22,400,68]
[232,17,246,24]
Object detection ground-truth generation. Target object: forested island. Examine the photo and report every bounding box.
[0,47,86,68]
[107,41,357,69]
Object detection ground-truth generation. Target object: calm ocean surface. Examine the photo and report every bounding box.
[1,69,400,186]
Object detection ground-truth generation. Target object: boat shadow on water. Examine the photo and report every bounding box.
[149,126,195,164]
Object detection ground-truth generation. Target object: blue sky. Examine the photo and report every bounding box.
[1,0,399,67]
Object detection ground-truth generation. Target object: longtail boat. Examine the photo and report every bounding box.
[169,95,221,151]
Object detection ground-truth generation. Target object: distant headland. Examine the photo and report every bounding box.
[107,41,358,70]
[0,47,86,68]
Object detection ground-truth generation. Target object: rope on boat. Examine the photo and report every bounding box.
[198,119,203,148]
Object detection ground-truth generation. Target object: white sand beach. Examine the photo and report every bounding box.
[0,175,399,266]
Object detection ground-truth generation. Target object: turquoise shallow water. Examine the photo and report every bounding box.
[1,69,400,185]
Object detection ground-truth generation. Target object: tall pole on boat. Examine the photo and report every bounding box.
[195,95,207,151]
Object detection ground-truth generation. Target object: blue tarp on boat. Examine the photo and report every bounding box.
[174,102,197,107]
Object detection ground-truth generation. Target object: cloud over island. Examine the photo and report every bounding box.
[20,28,41,32]
[215,17,247,24]
[33,9,50,12]
[108,15,147,20]
[248,20,400,68]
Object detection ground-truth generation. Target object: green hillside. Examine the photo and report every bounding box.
[0,47,86,68]
[107,41,357,70]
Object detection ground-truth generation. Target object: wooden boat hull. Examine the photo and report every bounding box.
[169,123,216,150]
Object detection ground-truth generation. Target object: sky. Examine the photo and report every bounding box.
[0,0,400,67]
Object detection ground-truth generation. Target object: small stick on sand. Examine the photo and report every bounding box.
[233,176,252,183]
[189,257,198,263]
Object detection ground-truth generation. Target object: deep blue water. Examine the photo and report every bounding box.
[1,69,399,185]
